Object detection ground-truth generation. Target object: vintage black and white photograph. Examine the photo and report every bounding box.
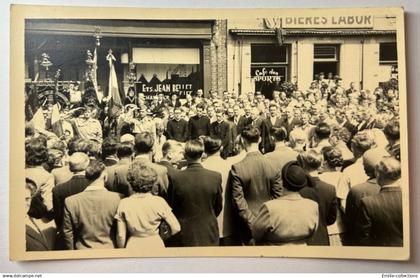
[10,5,409,261]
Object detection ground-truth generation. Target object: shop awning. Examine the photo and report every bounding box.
[132,47,200,64]
[229,29,396,37]
[26,19,214,39]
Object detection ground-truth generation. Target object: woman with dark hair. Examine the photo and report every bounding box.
[25,178,56,251]
[318,146,346,246]
[25,137,55,217]
[115,162,180,249]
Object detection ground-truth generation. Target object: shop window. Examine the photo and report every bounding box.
[379,42,397,65]
[313,44,340,79]
[250,44,289,99]
[127,47,202,100]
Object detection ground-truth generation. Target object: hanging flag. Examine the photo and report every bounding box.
[92,47,100,101]
[107,49,123,118]
[31,104,46,131]
[50,103,60,126]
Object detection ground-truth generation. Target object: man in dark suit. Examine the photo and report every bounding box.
[114,132,169,198]
[167,139,223,246]
[230,127,283,244]
[156,140,184,181]
[167,93,182,111]
[282,107,303,136]
[101,137,119,166]
[344,148,388,245]
[210,109,230,156]
[297,150,337,245]
[63,160,122,250]
[337,111,358,136]
[236,106,253,135]
[105,142,134,192]
[52,152,91,250]
[166,108,188,142]
[354,157,402,246]
[264,127,298,172]
[188,103,210,140]
[261,104,284,153]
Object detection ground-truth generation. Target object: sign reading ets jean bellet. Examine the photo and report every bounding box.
[264,15,373,29]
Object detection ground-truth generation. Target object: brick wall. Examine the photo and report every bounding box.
[209,20,228,95]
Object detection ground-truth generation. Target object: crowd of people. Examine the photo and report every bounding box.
[24,74,403,251]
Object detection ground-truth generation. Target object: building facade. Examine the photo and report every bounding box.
[25,19,228,104]
[227,14,397,99]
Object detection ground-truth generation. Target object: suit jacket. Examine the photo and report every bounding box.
[52,175,91,229]
[264,146,298,173]
[63,188,122,250]
[252,194,319,245]
[105,159,131,192]
[236,116,252,135]
[188,115,210,140]
[342,120,358,136]
[167,118,188,142]
[282,116,302,135]
[300,176,337,245]
[167,163,222,246]
[167,100,182,110]
[230,151,283,241]
[354,186,402,246]
[26,223,50,251]
[114,156,169,198]
[210,121,230,148]
[344,178,381,245]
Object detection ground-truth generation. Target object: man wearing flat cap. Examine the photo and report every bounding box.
[252,161,319,245]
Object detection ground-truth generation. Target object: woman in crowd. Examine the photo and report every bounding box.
[115,162,180,249]
[318,146,346,245]
[25,178,56,251]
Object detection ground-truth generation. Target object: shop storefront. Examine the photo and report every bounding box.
[227,14,397,98]
[25,19,226,105]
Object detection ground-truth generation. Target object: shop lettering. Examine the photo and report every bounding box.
[253,67,282,82]
[264,15,373,28]
[140,83,193,95]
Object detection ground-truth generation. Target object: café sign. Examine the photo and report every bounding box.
[264,15,374,29]
[251,66,286,83]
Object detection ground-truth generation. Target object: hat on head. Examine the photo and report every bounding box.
[120,134,135,144]
[282,161,308,191]
[68,152,90,173]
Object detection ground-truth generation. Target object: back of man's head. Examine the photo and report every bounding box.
[315,122,331,140]
[203,137,222,156]
[376,156,401,185]
[241,127,260,145]
[102,137,118,158]
[297,150,323,172]
[85,160,106,181]
[184,139,204,161]
[134,132,154,154]
[351,131,375,156]
[69,152,90,173]
[272,127,287,142]
[117,142,134,159]
[363,148,389,178]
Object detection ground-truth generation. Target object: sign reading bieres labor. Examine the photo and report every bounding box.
[264,15,373,29]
